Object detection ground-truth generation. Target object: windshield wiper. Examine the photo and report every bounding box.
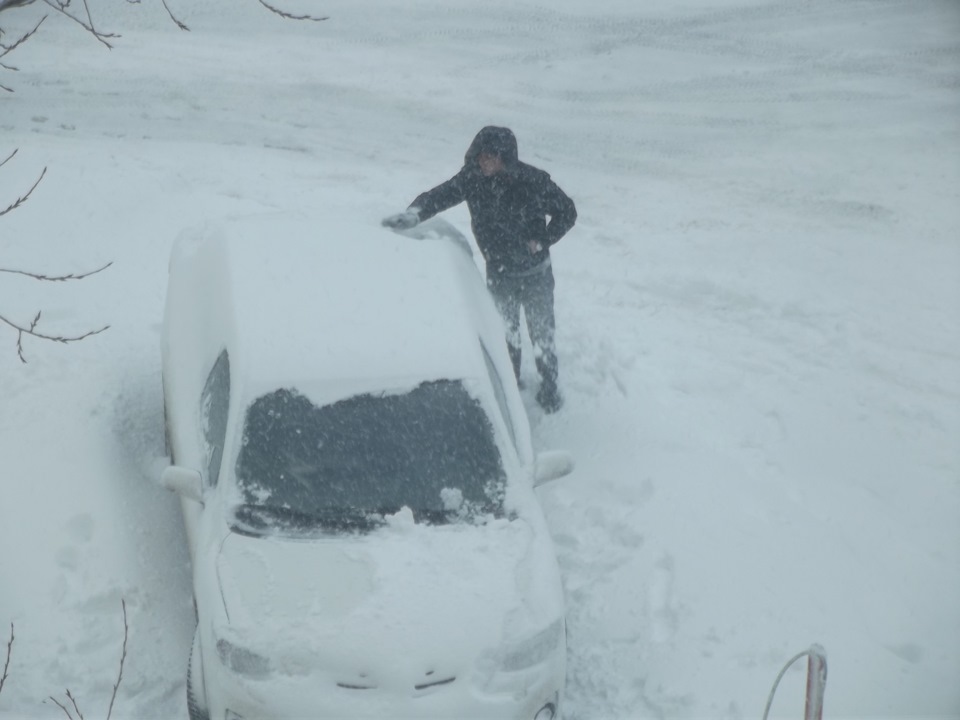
[232,504,384,535]
[413,508,457,525]
[307,506,385,532]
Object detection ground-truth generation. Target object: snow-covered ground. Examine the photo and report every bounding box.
[1,1,958,718]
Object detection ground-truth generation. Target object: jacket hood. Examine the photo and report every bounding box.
[464,126,519,167]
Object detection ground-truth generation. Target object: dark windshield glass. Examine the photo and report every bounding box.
[232,381,506,535]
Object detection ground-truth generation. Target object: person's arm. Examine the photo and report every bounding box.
[383,170,469,230]
[409,170,468,221]
[540,176,577,247]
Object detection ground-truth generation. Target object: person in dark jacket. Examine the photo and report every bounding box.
[383,126,576,413]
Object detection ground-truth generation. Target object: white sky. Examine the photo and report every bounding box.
[1,1,958,718]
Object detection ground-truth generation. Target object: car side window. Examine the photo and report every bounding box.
[200,350,230,487]
[481,342,518,452]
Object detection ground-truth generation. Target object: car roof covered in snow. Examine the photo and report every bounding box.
[179,212,499,405]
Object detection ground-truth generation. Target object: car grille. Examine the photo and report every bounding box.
[335,672,457,693]
[414,675,456,691]
[336,681,376,690]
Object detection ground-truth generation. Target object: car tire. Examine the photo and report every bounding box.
[186,629,210,720]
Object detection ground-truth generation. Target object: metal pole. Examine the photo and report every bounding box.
[804,644,828,720]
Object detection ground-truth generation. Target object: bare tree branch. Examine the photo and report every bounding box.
[0,165,46,217]
[105,599,128,720]
[0,14,44,91]
[1,152,111,362]
[39,0,118,48]
[46,694,74,720]
[65,689,84,720]
[0,623,12,698]
[0,309,110,363]
[0,0,37,12]
[25,602,127,717]
[257,0,328,22]
[158,0,188,31]
[0,261,113,281]
[2,0,323,89]
[0,13,44,59]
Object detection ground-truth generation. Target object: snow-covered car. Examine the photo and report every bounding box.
[159,211,573,720]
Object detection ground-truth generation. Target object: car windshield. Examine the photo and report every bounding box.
[231,380,507,536]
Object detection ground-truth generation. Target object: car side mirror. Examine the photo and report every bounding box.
[534,450,574,487]
[161,465,204,504]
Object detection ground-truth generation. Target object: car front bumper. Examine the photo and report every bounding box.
[205,652,564,720]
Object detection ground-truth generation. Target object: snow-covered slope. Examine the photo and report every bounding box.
[1,1,958,718]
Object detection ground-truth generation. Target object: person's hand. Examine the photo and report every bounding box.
[382,209,421,230]
[528,239,543,254]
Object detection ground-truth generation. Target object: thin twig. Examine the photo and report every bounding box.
[65,689,84,720]
[39,0,118,48]
[159,0,188,30]
[0,15,45,58]
[46,694,74,720]
[257,0,328,22]
[79,0,95,34]
[105,599,128,720]
[2,16,45,91]
[0,623,13,697]
[33,602,127,718]
[0,0,38,11]
[0,166,46,217]
[0,309,110,363]
[0,261,113,282]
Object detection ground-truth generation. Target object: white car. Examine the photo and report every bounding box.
[159,211,573,720]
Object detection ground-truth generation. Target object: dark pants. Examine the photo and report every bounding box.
[486,263,558,390]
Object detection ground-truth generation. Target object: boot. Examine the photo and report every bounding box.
[534,353,561,411]
[536,379,563,413]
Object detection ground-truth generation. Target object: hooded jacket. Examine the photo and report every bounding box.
[410,126,577,276]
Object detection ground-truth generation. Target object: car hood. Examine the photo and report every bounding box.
[214,511,562,683]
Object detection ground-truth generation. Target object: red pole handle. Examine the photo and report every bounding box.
[804,644,828,720]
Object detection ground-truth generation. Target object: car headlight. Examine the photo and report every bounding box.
[499,619,564,672]
[216,637,270,679]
